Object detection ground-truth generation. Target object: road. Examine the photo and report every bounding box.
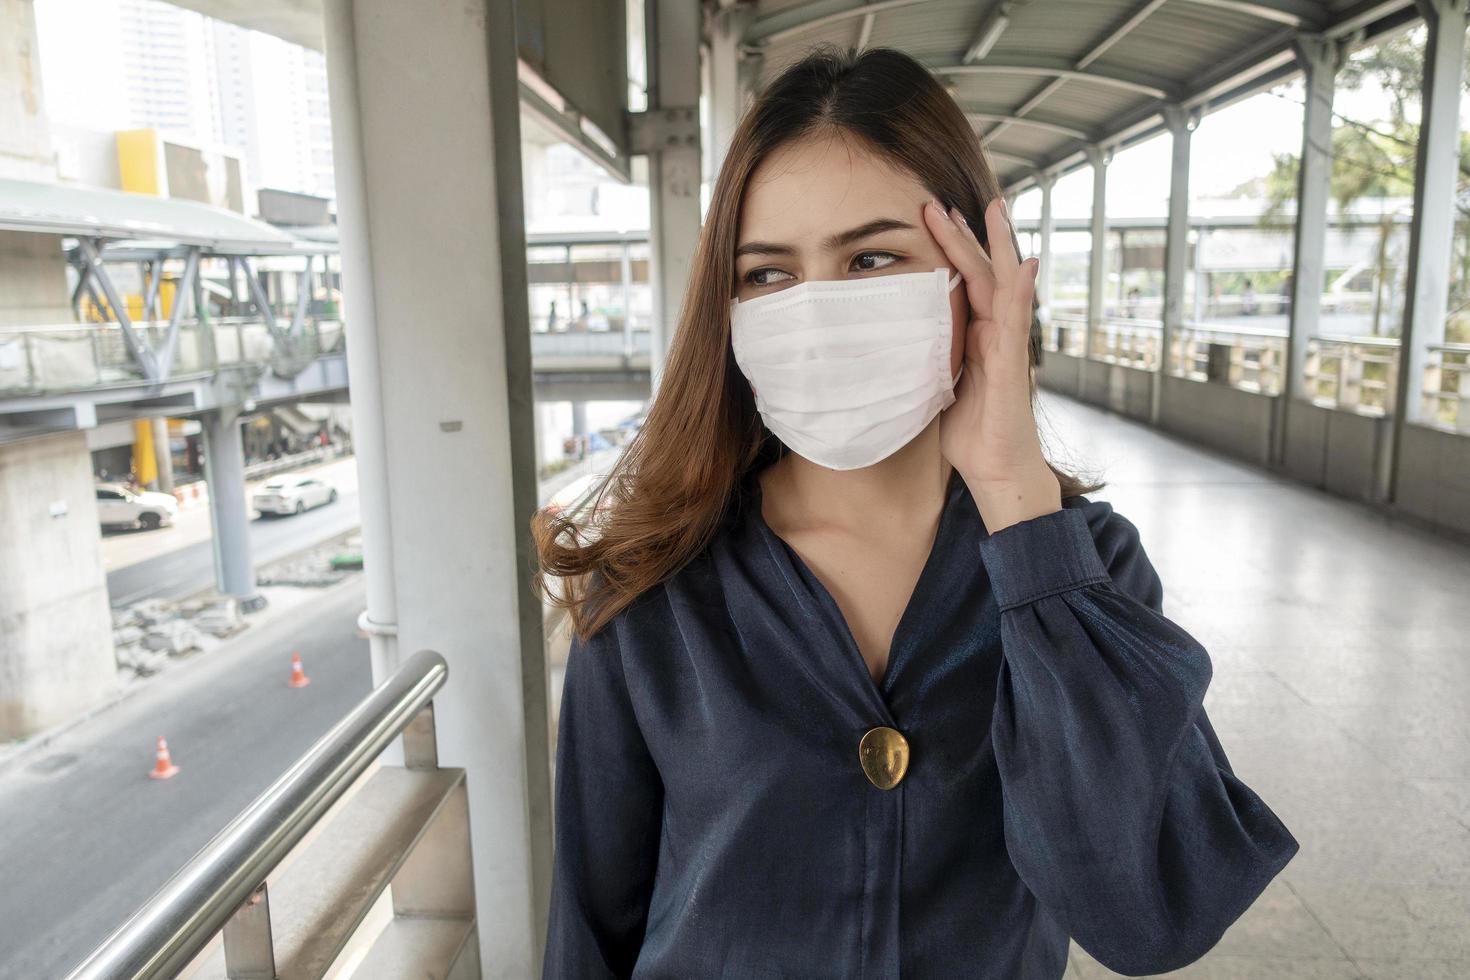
[100,448,624,607]
[0,445,630,977]
[101,456,364,608]
[0,579,373,979]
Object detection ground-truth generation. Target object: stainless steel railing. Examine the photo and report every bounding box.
[63,649,450,980]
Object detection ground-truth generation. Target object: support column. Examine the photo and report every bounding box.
[0,0,57,182]
[1387,0,1467,500]
[706,2,752,179]
[152,416,175,493]
[1084,144,1110,363]
[1193,226,1208,323]
[1116,229,1127,312]
[620,241,635,358]
[1035,172,1056,349]
[0,432,116,739]
[322,1,548,972]
[1275,33,1345,466]
[571,401,589,438]
[646,0,703,396]
[200,405,264,612]
[132,417,159,489]
[1157,103,1195,424]
[1035,173,1055,310]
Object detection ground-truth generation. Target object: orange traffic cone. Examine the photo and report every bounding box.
[149,736,180,780]
[288,652,311,689]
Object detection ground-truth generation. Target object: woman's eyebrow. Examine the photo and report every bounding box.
[734,217,917,260]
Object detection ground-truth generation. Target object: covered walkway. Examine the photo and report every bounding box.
[23,0,1468,977]
[1036,389,1470,976]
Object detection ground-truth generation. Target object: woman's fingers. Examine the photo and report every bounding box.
[983,197,1023,284]
[925,196,1041,348]
[978,198,1039,345]
[924,198,994,322]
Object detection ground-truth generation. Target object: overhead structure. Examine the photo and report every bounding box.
[0,177,303,253]
[0,177,338,390]
[737,0,1423,194]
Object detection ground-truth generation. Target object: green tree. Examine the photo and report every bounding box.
[1236,25,1470,343]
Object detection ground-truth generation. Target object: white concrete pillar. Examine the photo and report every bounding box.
[1276,32,1345,463]
[1035,173,1054,313]
[706,3,751,180]
[321,1,550,973]
[0,431,116,739]
[1390,0,1467,481]
[1085,144,1110,360]
[0,0,56,182]
[646,0,704,396]
[200,405,263,611]
[1157,104,1194,423]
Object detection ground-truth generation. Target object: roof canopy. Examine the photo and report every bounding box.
[741,0,1421,193]
[144,0,1426,195]
[0,178,313,254]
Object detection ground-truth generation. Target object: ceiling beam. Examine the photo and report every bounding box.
[1178,0,1328,29]
[856,8,877,51]
[929,59,1175,99]
[995,0,1418,194]
[985,149,1044,170]
[744,0,936,47]
[745,0,1327,50]
[963,1,1014,64]
[962,112,1093,141]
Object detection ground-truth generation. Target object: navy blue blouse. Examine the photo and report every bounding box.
[543,467,1299,979]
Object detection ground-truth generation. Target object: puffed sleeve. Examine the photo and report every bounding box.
[978,497,1299,977]
[543,617,664,979]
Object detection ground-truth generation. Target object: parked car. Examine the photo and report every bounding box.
[96,483,178,531]
[252,474,338,516]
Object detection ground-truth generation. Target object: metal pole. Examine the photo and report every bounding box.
[1158,104,1194,423]
[1275,33,1344,467]
[1386,0,1466,500]
[62,651,447,980]
[621,240,634,359]
[1084,144,1109,367]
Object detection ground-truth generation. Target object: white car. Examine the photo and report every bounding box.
[252,474,338,516]
[96,483,178,531]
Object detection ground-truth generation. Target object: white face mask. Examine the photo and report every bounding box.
[730,267,964,471]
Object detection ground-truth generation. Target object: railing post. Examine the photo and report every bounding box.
[221,883,275,979]
[23,332,37,389]
[401,702,439,770]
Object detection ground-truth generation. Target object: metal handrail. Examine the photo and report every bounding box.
[63,649,449,980]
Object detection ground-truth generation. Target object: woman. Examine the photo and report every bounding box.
[534,45,1298,980]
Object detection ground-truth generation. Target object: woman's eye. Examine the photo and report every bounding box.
[852,251,899,272]
[743,267,794,287]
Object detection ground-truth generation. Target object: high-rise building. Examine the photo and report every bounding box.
[34,0,335,204]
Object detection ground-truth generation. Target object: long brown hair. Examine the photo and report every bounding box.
[531,44,1105,645]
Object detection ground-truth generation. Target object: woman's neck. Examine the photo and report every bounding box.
[760,419,954,536]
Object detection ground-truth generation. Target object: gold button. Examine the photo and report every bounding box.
[859,726,910,790]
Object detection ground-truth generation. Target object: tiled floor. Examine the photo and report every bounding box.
[1035,391,1470,978]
